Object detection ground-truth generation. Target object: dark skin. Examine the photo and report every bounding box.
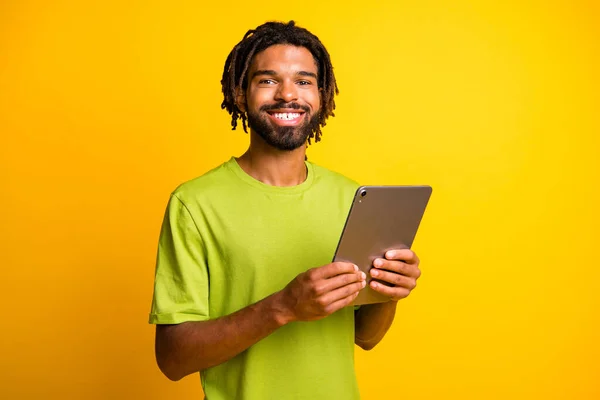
[155,45,421,380]
[355,249,421,350]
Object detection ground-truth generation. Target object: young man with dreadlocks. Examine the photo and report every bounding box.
[149,21,421,399]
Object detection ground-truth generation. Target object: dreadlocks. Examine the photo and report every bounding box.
[220,21,339,145]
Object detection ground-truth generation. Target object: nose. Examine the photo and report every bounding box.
[275,79,298,103]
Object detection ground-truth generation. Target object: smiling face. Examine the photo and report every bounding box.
[241,44,321,151]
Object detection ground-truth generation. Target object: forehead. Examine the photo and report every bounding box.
[249,44,318,75]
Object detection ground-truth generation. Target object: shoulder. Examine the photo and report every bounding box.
[310,162,360,191]
[170,159,236,203]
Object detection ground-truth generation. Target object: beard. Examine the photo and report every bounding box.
[247,102,320,151]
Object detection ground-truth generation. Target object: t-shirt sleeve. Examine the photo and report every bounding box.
[149,194,210,324]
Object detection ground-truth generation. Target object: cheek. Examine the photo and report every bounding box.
[307,89,321,112]
[246,88,273,111]
[245,98,258,113]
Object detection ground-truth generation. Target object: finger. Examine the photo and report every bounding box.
[370,269,416,289]
[370,280,411,300]
[320,280,366,305]
[373,259,420,278]
[317,270,366,295]
[384,249,419,264]
[310,262,358,280]
[323,291,360,315]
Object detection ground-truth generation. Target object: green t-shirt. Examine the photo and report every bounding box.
[149,157,360,400]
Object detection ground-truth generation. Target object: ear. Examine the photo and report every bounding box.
[235,87,247,113]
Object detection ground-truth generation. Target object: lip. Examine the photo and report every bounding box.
[266,109,306,126]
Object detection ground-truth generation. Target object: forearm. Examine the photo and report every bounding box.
[156,290,292,380]
[354,300,397,350]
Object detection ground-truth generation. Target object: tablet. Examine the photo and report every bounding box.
[332,185,432,306]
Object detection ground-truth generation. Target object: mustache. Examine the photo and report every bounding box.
[259,102,310,113]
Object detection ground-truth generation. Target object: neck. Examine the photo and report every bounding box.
[236,131,308,187]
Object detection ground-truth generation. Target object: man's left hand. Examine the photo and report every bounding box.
[369,249,421,301]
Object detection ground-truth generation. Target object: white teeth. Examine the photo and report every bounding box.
[273,113,300,120]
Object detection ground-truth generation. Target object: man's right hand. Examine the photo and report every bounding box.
[277,262,366,323]
[156,262,366,380]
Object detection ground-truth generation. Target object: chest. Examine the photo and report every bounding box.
[200,193,348,309]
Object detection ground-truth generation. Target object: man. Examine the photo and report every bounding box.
[149,21,421,399]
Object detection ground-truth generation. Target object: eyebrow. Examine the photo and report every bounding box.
[252,69,318,79]
[297,71,318,79]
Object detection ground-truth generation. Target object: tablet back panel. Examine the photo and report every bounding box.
[333,185,432,305]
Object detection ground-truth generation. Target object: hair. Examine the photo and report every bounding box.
[220,20,339,145]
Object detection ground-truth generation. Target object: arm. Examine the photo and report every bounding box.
[354,301,397,350]
[156,262,366,381]
[354,249,421,350]
[156,290,288,381]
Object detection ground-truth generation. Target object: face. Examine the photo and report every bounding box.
[240,44,321,151]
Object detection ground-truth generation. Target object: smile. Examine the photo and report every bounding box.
[273,112,301,120]
[266,109,306,126]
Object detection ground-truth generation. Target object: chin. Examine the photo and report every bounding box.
[253,127,310,151]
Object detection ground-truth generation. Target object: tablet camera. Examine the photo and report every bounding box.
[360,189,367,197]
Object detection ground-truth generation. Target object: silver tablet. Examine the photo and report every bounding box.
[333,185,432,306]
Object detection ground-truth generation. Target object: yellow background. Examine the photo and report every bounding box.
[1,0,599,399]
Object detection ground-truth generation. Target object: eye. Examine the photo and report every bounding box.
[258,79,276,85]
[297,80,312,85]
